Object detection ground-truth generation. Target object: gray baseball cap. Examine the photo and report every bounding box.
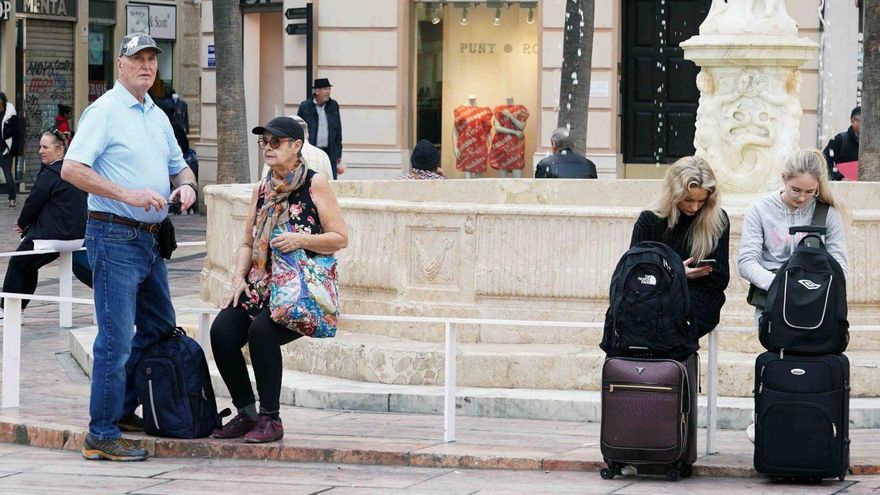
[119,33,163,57]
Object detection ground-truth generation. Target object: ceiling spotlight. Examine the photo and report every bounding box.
[427,4,441,24]
[526,6,535,24]
[460,6,468,25]
[493,7,501,26]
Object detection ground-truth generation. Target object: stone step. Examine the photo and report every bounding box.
[277,330,880,397]
[68,326,880,430]
[339,319,880,353]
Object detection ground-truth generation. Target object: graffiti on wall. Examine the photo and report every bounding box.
[23,56,73,184]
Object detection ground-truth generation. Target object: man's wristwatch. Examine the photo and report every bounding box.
[183,182,198,200]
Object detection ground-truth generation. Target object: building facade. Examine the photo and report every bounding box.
[0,0,200,186]
[196,0,864,184]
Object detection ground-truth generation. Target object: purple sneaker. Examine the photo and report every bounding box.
[211,413,258,439]
[243,415,284,444]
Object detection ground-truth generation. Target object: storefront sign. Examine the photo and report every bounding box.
[16,0,76,18]
[127,4,149,33]
[0,1,10,21]
[147,4,175,39]
[127,4,176,39]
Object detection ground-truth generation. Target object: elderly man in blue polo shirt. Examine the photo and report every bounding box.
[62,33,197,462]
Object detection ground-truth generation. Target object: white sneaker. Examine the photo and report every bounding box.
[746,423,755,443]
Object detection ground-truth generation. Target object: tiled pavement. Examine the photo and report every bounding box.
[1,197,880,492]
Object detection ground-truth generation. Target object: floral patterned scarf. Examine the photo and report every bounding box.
[250,162,308,282]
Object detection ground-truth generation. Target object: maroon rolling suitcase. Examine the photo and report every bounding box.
[599,353,698,481]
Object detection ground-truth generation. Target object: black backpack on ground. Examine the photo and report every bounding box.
[759,204,849,355]
[600,241,697,360]
[134,327,227,438]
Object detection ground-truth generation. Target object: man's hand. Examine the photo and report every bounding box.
[13,225,23,234]
[169,184,196,211]
[336,162,346,175]
[126,189,167,212]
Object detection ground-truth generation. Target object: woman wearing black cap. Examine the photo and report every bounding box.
[210,116,348,443]
[400,139,445,180]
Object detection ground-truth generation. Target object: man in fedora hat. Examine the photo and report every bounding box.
[297,78,343,178]
[62,32,197,462]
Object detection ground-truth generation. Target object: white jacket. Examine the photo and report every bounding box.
[261,141,333,180]
[1,102,17,157]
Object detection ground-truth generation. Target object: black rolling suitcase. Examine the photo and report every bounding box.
[754,351,850,481]
[600,353,699,481]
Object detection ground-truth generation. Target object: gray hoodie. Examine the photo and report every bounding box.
[737,191,848,291]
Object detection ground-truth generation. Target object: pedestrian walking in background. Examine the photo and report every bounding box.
[0,129,92,320]
[823,106,860,181]
[0,92,21,208]
[62,33,197,462]
[297,78,343,178]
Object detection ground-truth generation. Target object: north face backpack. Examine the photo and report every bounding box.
[600,241,698,360]
[135,327,227,438]
[759,220,849,355]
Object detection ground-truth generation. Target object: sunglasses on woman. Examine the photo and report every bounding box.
[257,136,295,150]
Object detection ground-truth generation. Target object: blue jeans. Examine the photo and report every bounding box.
[85,218,176,440]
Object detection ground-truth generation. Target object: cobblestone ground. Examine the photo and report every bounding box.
[0,441,879,494]
[1,196,880,493]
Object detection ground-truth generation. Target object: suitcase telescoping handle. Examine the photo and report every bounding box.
[789,225,827,235]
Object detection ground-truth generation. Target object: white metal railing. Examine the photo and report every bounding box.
[0,241,205,328]
[2,290,877,450]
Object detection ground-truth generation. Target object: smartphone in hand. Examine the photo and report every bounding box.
[692,259,717,268]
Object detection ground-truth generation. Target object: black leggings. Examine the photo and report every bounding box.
[1,239,93,310]
[210,304,302,414]
[0,154,15,201]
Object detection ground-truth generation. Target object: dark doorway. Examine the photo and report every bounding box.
[622,0,710,164]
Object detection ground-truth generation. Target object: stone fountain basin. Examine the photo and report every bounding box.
[201,179,880,393]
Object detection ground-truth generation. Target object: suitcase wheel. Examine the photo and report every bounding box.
[666,469,680,482]
[839,473,846,482]
[680,464,693,478]
[600,468,615,480]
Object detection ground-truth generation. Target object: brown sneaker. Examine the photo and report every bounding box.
[82,434,148,461]
[211,412,259,439]
[243,415,284,443]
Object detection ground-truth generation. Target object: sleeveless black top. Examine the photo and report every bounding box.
[256,169,323,254]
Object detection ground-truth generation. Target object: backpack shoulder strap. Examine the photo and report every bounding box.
[812,200,829,228]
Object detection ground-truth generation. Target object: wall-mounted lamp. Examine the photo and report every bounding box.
[459,5,469,25]
[426,3,442,24]
[526,6,535,24]
[492,7,502,26]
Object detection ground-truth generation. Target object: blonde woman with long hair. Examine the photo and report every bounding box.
[738,149,848,299]
[630,156,730,338]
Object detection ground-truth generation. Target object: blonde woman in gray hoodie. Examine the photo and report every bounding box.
[737,148,848,442]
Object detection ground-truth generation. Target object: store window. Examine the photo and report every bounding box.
[414,1,539,178]
[88,23,115,102]
[89,0,116,102]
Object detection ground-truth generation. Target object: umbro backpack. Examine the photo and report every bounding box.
[759,227,849,355]
[600,241,698,360]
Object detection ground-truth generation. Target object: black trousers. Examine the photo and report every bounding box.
[0,154,15,201]
[691,287,725,338]
[1,239,93,310]
[210,304,302,414]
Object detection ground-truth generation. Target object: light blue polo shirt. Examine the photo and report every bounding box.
[66,82,187,223]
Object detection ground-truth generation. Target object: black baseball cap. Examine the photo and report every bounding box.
[251,116,305,141]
